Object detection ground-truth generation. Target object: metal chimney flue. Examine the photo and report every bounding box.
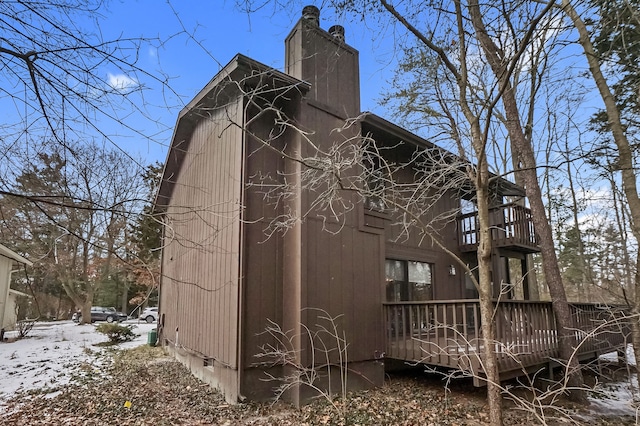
[302,5,320,27]
[328,25,345,43]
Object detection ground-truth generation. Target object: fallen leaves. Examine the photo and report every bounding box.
[0,346,636,425]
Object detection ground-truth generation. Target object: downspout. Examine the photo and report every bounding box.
[157,215,166,345]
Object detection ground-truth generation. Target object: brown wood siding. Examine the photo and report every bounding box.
[384,191,464,301]
[241,97,385,368]
[285,21,360,117]
[356,121,467,302]
[241,117,287,368]
[304,218,385,362]
[160,99,243,369]
[294,102,384,364]
[382,160,464,301]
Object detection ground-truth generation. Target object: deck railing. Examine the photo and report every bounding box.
[458,203,539,253]
[384,300,630,383]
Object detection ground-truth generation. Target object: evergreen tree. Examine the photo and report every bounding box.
[127,162,163,308]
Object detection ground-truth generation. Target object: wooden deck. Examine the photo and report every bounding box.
[384,300,630,385]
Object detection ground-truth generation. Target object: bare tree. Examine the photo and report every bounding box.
[0,1,191,322]
[0,0,178,158]
[0,141,146,323]
[559,0,640,385]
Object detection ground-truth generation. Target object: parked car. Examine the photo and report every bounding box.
[139,307,158,323]
[78,306,127,323]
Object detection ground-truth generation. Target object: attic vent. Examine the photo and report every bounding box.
[302,5,320,27]
[329,25,345,43]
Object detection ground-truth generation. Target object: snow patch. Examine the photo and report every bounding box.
[0,320,157,406]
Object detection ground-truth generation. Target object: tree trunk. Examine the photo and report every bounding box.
[80,301,92,325]
[121,281,129,314]
[561,0,640,388]
[467,0,586,401]
[477,177,504,426]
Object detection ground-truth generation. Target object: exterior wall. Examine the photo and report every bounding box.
[239,18,386,402]
[3,290,30,330]
[360,125,466,301]
[239,99,386,401]
[298,103,386,365]
[160,98,244,402]
[240,110,287,400]
[384,187,465,301]
[0,256,11,330]
[288,19,385,389]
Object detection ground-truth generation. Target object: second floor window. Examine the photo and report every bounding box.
[365,166,387,212]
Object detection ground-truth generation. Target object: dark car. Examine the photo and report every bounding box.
[87,306,127,323]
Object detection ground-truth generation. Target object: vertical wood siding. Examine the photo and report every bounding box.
[241,117,286,367]
[241,100,386,369]
[382,157,465,301]
[295,105,385,364]
[161,99,243,368]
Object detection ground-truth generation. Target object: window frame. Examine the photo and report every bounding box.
[385,258,434,302]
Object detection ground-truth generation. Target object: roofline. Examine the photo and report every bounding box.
[362,113,438,151]
[154,54,310,213]
[0,243,32,266]
[361,113,526,198]
[8,289,32,298]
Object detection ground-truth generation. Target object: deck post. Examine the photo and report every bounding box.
[547,360,554,381]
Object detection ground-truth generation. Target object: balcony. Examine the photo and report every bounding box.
[384,300,630,386]
[458,203,539,253]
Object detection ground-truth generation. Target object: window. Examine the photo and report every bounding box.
[363,142,388,212]
[365,168,387,212]
[385,259,433,302]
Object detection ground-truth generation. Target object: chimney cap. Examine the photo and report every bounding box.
[302,5,320,27]
[328,25,345,43]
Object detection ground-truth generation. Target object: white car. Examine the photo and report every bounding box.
[139,307,158,323]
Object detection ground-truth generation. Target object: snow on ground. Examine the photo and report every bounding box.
[1,321,638,421]
[0,320,156,404]
[587,344,639,420]
[587,374,639,420]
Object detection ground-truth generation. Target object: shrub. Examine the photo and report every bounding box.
[16,319,36,338]
[95,323,137,344]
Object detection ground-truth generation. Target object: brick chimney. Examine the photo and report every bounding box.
[285,5,360,118]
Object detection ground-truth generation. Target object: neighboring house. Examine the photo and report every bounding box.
[0,243,32,333]
[155,6,627,404]
[5,289,31,330]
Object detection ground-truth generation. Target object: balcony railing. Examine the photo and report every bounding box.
[384,300,630,385]
[458,203,539,253]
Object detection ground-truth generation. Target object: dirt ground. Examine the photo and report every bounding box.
[1,345,637,425]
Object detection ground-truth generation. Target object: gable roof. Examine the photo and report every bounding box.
[154,54,310,212]
[155,51,525,212]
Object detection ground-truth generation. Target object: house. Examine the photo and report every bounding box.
[155,6,627,403]
[0,243,32,334]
